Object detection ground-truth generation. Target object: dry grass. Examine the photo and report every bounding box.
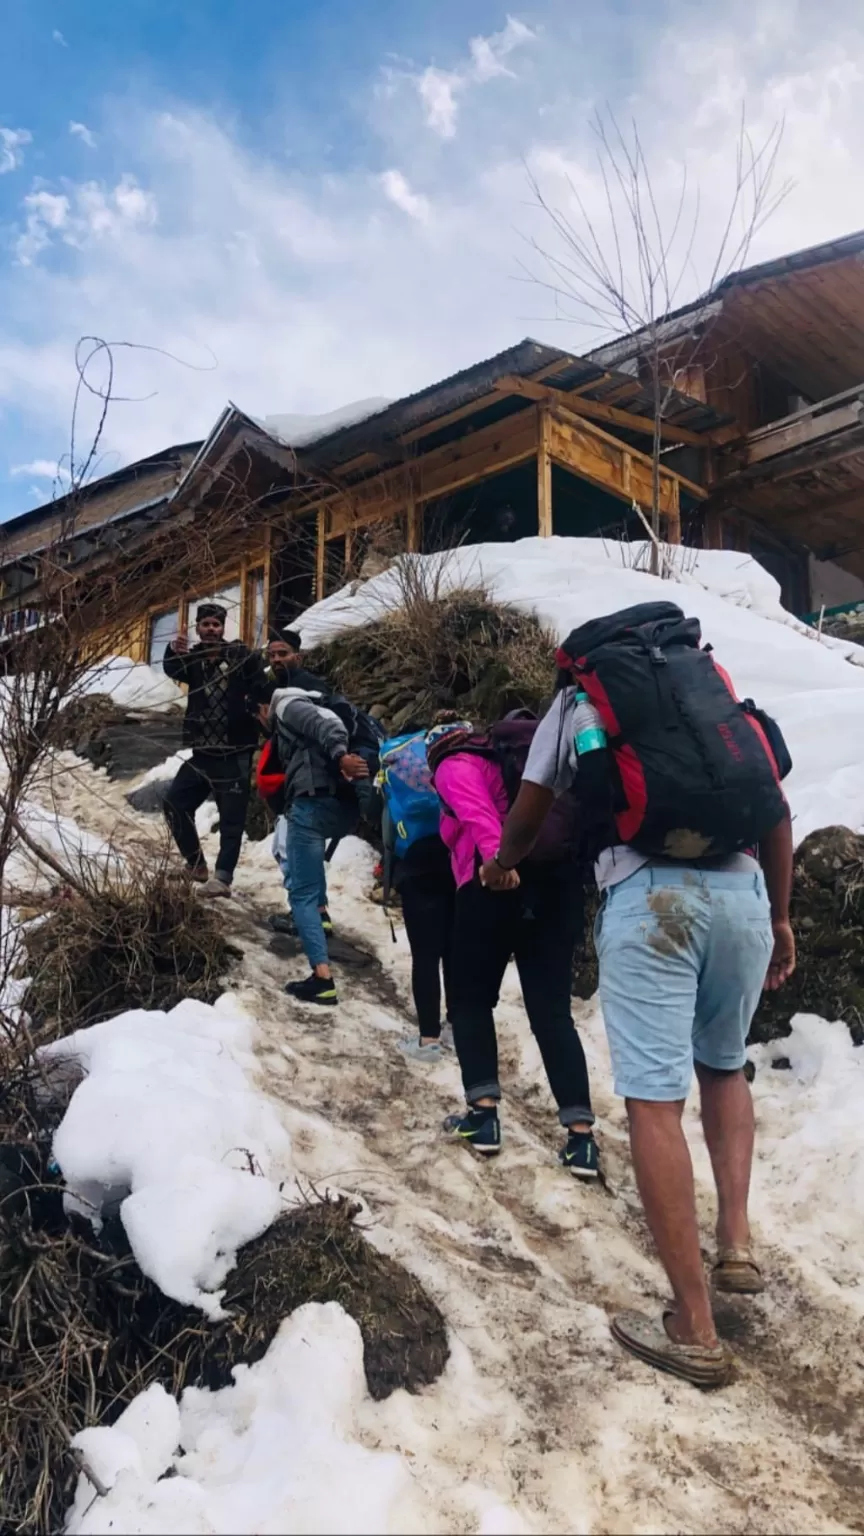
[20,861,238,1035]
[306,567,558,731]
[0,1178,448,1535]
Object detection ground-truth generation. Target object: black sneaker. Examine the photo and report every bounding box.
[443,1107,502,1155]
[559,1130,600,1180]
[285,973,338,1007]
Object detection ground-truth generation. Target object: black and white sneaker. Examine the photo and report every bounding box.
[559,1131,600,1180]
[443,1106,502,1155]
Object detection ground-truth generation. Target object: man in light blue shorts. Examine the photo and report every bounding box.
[481,682,795,1387]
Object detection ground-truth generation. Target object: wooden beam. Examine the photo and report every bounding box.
[551,403,706,500]
[315,509,325,600]
[548,410,681,518]
[320,410,540,536]
[537,407,552,537]
[498,374,710,449]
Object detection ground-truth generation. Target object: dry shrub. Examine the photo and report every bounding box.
[0,1185,448,1535]
[750,824,864,1048]
[20,863,237,1034]
[306,564,557,731]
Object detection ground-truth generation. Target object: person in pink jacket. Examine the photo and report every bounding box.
[429,721,597,1177]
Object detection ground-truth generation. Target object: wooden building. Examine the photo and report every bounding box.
[3,229,864,659]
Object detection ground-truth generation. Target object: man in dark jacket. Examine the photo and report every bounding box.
[270,683,369,1005]
[162,603,268,897]
[264,631,327,698]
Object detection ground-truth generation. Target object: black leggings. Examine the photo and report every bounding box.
[399,870,456,1039]
[449,870,593,1126]
[163,751,252,880]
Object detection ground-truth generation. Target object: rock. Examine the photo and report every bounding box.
[126,778,172,813]
[56,694,186,780]
[750,824,864,1048]
[743,1059,756,1082]
[771,1056,792,1070]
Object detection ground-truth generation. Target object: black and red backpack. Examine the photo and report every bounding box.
[427,711,584,863]
[556,601,791,860]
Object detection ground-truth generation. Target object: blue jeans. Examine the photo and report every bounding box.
[286,795,358,967]
[595,865,772,1101]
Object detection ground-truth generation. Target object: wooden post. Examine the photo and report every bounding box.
[406,492,420,552]
[316,509,326,599]
[665,478,681,545]
[537,406,553,537]
[344,528,354,577]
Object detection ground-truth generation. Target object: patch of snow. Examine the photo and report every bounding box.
[66,1302,523,1536]
[42,994,293,1318]
[264,397,392,450]
[295,537,864,843]
[81,656,183,711]
[748,1014,864,1312]
[136,749,191,789]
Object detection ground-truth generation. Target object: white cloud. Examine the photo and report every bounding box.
[1,0,864,498]
[0,127,32,175]
[10,459,68,481]
[15,175,155,264]
[380,168,431,221]
[469,16,537,82]
[52,29,68,46]
[413,15,536,137]
[417,68,462,139]
[69,120,97,149]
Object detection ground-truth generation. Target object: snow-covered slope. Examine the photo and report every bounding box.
[296,538,864,844]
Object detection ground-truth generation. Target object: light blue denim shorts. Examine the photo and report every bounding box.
[594,865,773,1101]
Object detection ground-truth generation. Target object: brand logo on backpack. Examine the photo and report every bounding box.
[557,601,791,859]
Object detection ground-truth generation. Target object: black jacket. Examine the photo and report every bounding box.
[163,641,267,750]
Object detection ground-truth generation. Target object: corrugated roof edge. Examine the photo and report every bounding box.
[0,441,203,538]
[588,228,864,368]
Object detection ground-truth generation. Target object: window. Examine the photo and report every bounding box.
[149,607,180,666]
[189,582,242,640]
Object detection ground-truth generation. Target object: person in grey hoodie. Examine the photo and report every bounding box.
[270,684,369,1005]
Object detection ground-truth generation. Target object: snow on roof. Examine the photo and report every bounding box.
[262,397,393,449]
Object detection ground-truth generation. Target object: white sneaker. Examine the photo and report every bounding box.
[398,1038,443,1062]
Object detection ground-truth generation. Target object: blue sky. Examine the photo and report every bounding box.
[1,0,863,520]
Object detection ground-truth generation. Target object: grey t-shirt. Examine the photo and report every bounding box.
[522,688,758,891]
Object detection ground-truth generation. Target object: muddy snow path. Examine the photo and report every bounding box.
[43,757,864,1535]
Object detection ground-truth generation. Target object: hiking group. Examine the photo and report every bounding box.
[161,598,796,1389]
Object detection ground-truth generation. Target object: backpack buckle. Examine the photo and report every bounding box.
[649,646,667,665]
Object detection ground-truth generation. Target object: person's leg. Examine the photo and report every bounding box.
[441,874,456,1026]
[513,870,594,1131]
[695,1064,755,1252]
[400,876,444,1043]
[625,1097,717,1345]
[449,882,514,1108]
[693,871,773,1257]
[597,869,717,1347]
[163,757,212,872]
[286,799,331,974]
[209,752,252,885]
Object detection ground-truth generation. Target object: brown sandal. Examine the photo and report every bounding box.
[712,1247,764,1295]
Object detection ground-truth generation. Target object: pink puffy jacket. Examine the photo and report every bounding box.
[434,753,509,888]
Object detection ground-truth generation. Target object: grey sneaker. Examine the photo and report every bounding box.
[398,1038,443,1063]
[198,877,233,899]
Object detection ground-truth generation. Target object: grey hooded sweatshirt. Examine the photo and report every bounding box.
[270,686,350,803]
